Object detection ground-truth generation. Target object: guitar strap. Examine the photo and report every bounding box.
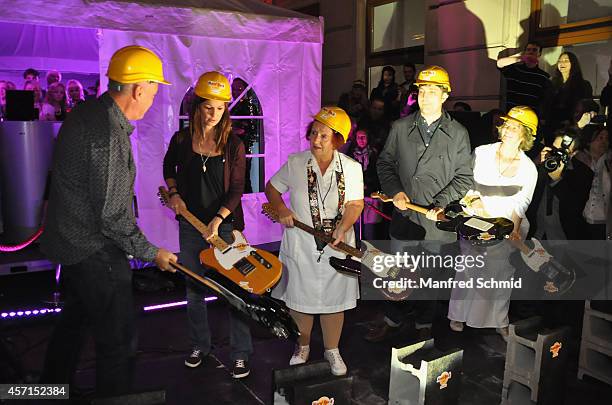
[307,154,345,256]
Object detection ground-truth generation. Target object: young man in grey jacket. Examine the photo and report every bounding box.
[366,66,473,342]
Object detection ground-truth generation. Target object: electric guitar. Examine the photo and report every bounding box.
[168,260,299,340]
[261,203,412,301]
[510,238,576,295]
[372,192,574,294]
[158,187,282,294]
[370,192,514,243]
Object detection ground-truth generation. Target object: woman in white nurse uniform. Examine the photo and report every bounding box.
[265,106,364,376]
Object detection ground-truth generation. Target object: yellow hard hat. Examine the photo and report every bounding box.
[501,106,538,134]
[314,106,351,141]
[107,45,170,85]
[194,71,231,102]
[415,65,451,92]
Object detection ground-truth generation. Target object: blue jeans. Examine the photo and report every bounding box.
[179,220,253,361]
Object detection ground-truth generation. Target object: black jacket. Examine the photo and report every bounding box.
[163,129,246,231]
[377,111,473,241]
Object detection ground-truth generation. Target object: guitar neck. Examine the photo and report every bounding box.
[371,192,442,219]
[178,208,229,251]
[292,219,363,258]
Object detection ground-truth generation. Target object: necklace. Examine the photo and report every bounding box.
[316,170,335,216]
[497,144,520,177]
[199,134,212,173]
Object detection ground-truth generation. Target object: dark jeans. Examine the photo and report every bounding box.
[40,245,136,397]
[179,220,253,361]
[383,232,443,327]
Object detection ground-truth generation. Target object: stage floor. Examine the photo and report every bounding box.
[2,269,611,404]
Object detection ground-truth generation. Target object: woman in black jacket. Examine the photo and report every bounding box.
[370,66,400,121]
[545,52,593,145]
[163,71,252,379]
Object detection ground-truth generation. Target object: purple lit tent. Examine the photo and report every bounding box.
[0,0,323,250]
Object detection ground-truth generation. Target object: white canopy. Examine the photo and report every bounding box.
[0,0,323,249]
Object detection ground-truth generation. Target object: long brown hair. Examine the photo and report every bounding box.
[189,97,232,152]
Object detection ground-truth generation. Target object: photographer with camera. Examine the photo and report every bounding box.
[533,126,580,240]
[534,111,609,240]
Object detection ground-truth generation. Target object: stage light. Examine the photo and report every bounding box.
[143,297,217,312]
[0,297,217,320]
[0,307,62,319]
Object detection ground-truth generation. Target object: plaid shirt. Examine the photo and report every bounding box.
[40,93,158,265]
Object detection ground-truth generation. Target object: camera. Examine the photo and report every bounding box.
[590,114,607,124]
[543,134,574,172]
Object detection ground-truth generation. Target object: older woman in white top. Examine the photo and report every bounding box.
[265,106,364,376]
[448,106,538,338]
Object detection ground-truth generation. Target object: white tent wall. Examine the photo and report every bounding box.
[0,0,323,251]
[0,22,99,88]
[98,27,321,251]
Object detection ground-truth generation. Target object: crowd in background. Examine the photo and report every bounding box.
[0,68,98,121]
[337,46,612,242]
[1,48,610,241]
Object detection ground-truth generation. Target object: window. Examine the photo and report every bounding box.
[539,0,612,28]
[229,78,265,194]
[541,40,611,97]
[370,0,425,53]
[366,0,425,93]
[530,0,612,47]
[178,76,265,194]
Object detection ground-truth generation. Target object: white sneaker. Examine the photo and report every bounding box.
[324,348,347,376]
[289,345,310,365]
[449,320,464,332]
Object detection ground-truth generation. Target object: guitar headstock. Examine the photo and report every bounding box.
[371,191,392,202]
[158,186,170,207]
[261,203,280,223]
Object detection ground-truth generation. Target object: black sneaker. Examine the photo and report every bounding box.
[185,349,203,368]
[232,359,250,379]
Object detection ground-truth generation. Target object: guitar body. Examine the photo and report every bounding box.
[158,186,282,295]
[438,201,514,243]
[329,240,413,301]
[172,261,299,340]
[199,230,282,295]
[519,238,576,295]
[453,216,514,242]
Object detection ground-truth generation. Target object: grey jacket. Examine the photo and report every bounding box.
[377,111,473,241]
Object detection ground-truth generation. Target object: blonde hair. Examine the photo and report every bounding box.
[497,122,535,151]
[44,82,66,107]
[66,79,84,104]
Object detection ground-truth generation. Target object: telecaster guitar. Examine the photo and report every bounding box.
[261,203,411,301]
[511,238,576,295]
[168,260,299,340]
[371,192,514,243]
[158,187,282,294]
[371,192,574,294]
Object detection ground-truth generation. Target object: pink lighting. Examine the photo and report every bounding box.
[1,298,217,320]
[1,307,62,319]
[143,297,217,312]
[0,227,45,252]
